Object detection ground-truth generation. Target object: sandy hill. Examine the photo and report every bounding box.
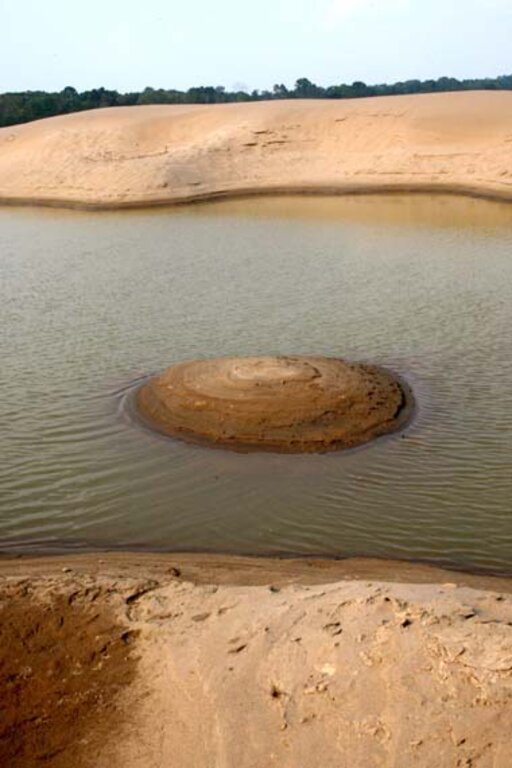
[0,91,511,208]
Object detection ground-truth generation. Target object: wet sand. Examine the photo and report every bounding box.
[1,553,511,767]
[0,92,511,208]
[136,356,411,453]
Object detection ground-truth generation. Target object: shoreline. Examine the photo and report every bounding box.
[1,183,512,212]
[2,551,512,592]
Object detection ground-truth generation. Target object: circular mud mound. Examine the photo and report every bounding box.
[136,356,412,453]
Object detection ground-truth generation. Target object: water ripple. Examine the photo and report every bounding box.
[1,195,512,574]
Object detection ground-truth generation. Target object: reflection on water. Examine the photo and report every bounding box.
[194,193,512,231]
[1,195,511,574]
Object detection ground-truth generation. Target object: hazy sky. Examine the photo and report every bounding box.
[2,0,511,93]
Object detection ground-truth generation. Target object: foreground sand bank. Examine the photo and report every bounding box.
[1,554,511,767]
[0,92,512,208]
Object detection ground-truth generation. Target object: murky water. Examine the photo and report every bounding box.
[1,194,511,574]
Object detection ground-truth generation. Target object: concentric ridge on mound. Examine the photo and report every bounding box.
[136,355,412,453]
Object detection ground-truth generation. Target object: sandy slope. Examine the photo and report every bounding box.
[1,555,511,767]
[0,92,511,208]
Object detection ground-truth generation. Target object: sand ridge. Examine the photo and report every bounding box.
[0,91,512,207]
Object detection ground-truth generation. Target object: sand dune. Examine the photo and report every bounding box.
[0,91,511,208]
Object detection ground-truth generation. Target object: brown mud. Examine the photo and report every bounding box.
[136,355,412,453]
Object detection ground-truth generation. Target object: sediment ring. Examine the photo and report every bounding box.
[136,355,412,453]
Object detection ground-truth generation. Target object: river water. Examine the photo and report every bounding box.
[1,194,511,574]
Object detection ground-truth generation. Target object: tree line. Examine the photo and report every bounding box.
[1,74,511,128]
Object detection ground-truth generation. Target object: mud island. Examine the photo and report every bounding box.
[136,355,411,452]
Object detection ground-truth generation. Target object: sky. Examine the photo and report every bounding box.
[1,0,511,93]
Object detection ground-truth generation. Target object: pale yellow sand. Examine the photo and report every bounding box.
[0,91,511,208]
[1,554,511,767]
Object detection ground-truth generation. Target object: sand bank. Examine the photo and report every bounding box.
[1,553,511,767]
[0,92,511,208]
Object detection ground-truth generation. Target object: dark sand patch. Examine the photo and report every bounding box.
[0,581,138,768]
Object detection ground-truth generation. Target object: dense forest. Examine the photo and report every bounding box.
[1,74,512,128]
